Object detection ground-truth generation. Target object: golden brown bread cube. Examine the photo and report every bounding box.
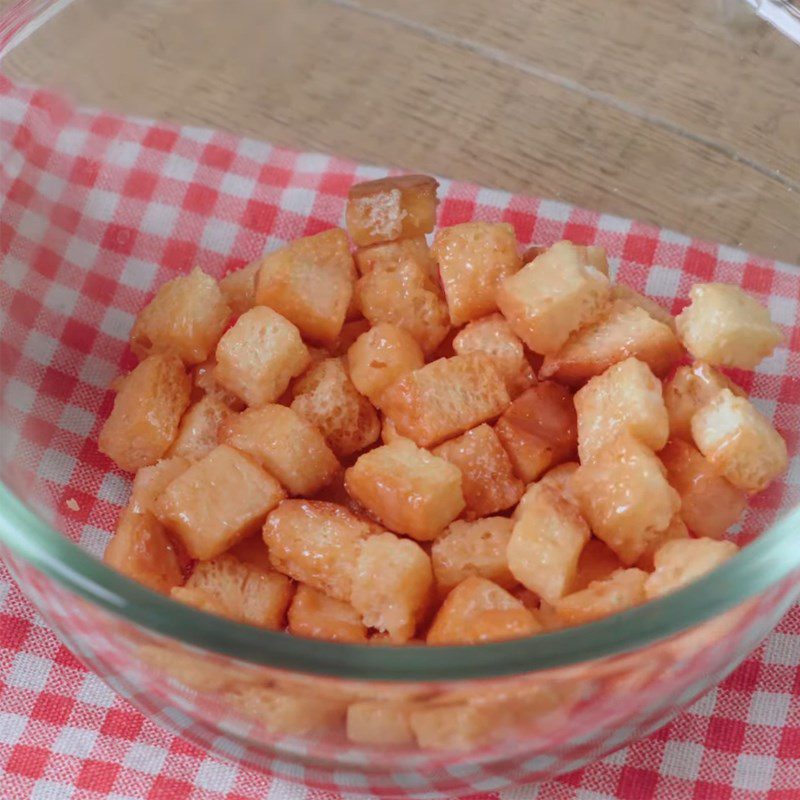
[691,389,788,493]
[635,514,689,572]
[167,395,234,461]
[347,701,414,745]
[255,228,355,345]
[346,174,438,247]
[572,433,680,565]
[645,537,739,599]
[380,353,510,448]
[290,357,380,458]
[354,235,438,282]
[432,424,523,519]
[155,444,285,560]
[190,359,245,410]
[432,222,522,325]
[214,306,310,407]
[555,568,647,625]
[351,532,434,642]
[228,533,273,571]
[288,584,368,643]
[574,357,669,463]
[497,241,610,355]
[219,260,260,316]
[675,283,782,369]
[409,703,496,751]
[611,284,676,331]
[571,538,624,593]
[380,415,406,445]
[99,354,191,472]
[345,439,465,541]
[130,268,231,365]
[534,462,580,506]
[220,404,339,495]
[129,456,191,515]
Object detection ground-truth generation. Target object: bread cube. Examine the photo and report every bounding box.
[611,284,675,330]
[555,568,647,625]
[347,701,414,745]
[432,222,522,325]
[346,174,438,246]
[645,538,739,599]
[507,485,590,604]
[327,319,371,357]
[432,424,523,519]
[351,532,434,642]
[255,228,355,345]
[675,283,782,369]
[571,537,623,593]
[380,416,406,445]
[494,382,577,483]
[431,517,516,594]
[534,599,565,631]
[409,703,496,751]
[535,462,580,505]
[381,353,510,448]
[346,323,425,406]
[263,500,374,601]
[354,235,437,282]
[288,584,367,643]
[660,439,747,538]
[99,354,191,472]
[155,444,285,559]
[221,404,339,495]
[635,514,689,572]
[453,313,536,396]
[572,433,680,565]
[167,395,234,461]
[577,244,611,277]
[129,456,191,515]
[214,306,310,407]
[540,300,684,387]
[219,260,260,316]
[691,389,788,492]
[191,359,245,410]
[229,533,272,571]
[290,357,380,458]
[130,268,231,365]
[574,357,669,462]
[427,576,541,645]
[497,241,610,355]
[345,439,464,540]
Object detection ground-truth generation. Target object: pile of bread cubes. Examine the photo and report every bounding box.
[99,174,788,647]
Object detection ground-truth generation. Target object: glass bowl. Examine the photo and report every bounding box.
[1,1,798,796]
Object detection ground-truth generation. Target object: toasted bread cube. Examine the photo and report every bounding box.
[263,500,373,601]
[575,357,669,462]
[381,354,510,448]
[130,268,231,365]
[432,424,523,519]
[540,300,684,387]
[191,359,245,410]
[155,444,284,559]
[327,319,371,357]
[288,584,367,643]
[214,306,310,407]
[572,433,680,565]
[99,355,191,472]
[611,284,675,330]
[409,703,496,750]
[219,260,260,316]
[255,229,355,345]
[453,313,536,396]
[229,533,272,571]
[578,244,610,277]
[497,241,610,355]
[494,382,577,483]
[166,395,234,461]
[427,576,541,644]
[345,439,464,540]
[432,222,522,325]
[660,439,747,538]
[347,701,414,745]
[346,174,438,247]
[675,283,782,369]
[380,416,406,445]
[220,404,339,495]
[507,485,590,603]
[290,358,380,458]
[571,538,624,593]
[346,323,425,406]
[432,517,516,594]
[636,514,689,572]
[354,236,437,282]
[555,568,647,625]
[645,538,739,599]
[351,532,433,642]
[691,389,788,492]
[129,456,191,515]
[512,463,581,521]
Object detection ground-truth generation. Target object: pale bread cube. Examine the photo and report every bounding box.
[221,404,339,495]
[99,354,191,472]
[380,353,510,448]
[288,584,367,643]
[290,357,380,458]
[691,389,788,492]
[347,701,414,745]
[574,357,669,462]
[219,260,260,316]
[129,456,191,515]
[555,568,647,625]
[345,439,464,541]
[380,416,406,445]
[255,228,355,345]
[635,514,689,572]
[611,284,675,330]
[155,444,285,559]
[354,235,437,281]
[576,244,610,277]
[167,395,234,461]
[535,462,580,506]
[497,241,610,355]
[432,222,522,325]
[645,538,739,599]
[572,433,680,565]
[675,283,782,369]
[130,268,231,365]
[571,537,623,593]
[409,703,495,750]
[432,424,523,519]
[214,306,310,407]
[191,359,245,410]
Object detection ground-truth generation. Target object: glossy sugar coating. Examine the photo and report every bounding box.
[611,283,676,330]
[354,235,438,281]
[219,260,260,316]
[645,537,739,599]
[570,537,623,593]
[555,567,648,625]
[167,395,234,461]
[635,514,690,572]
[287,584,367,643]
[128,456,191,515]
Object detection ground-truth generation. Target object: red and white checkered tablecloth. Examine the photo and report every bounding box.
[1,74,799,800]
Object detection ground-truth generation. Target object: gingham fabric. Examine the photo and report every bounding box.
[1,74,799,800]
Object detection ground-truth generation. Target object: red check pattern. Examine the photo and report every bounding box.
[1,74,799,800]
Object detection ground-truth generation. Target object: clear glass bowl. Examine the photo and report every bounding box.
[1,1,799,796]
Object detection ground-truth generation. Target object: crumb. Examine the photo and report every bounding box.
[66,498,80,512]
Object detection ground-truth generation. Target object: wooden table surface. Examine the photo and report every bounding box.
[4,0,800,262]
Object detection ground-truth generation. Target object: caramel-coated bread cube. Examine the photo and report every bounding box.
[354,235,437,282]
[327,319,371,357]
[167,395,234,461]
[611,284,675,330]
[129,456,191,515]
[512,464,580,521]
[288,584,367,643]
[219,260,260,316]
[409,703,495,750]
[645,538,739,599]
[635,514,689,572]
[347,701,414,745]
[571,538,623,593]
[555,568,647,625]
[191,359,245,410]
